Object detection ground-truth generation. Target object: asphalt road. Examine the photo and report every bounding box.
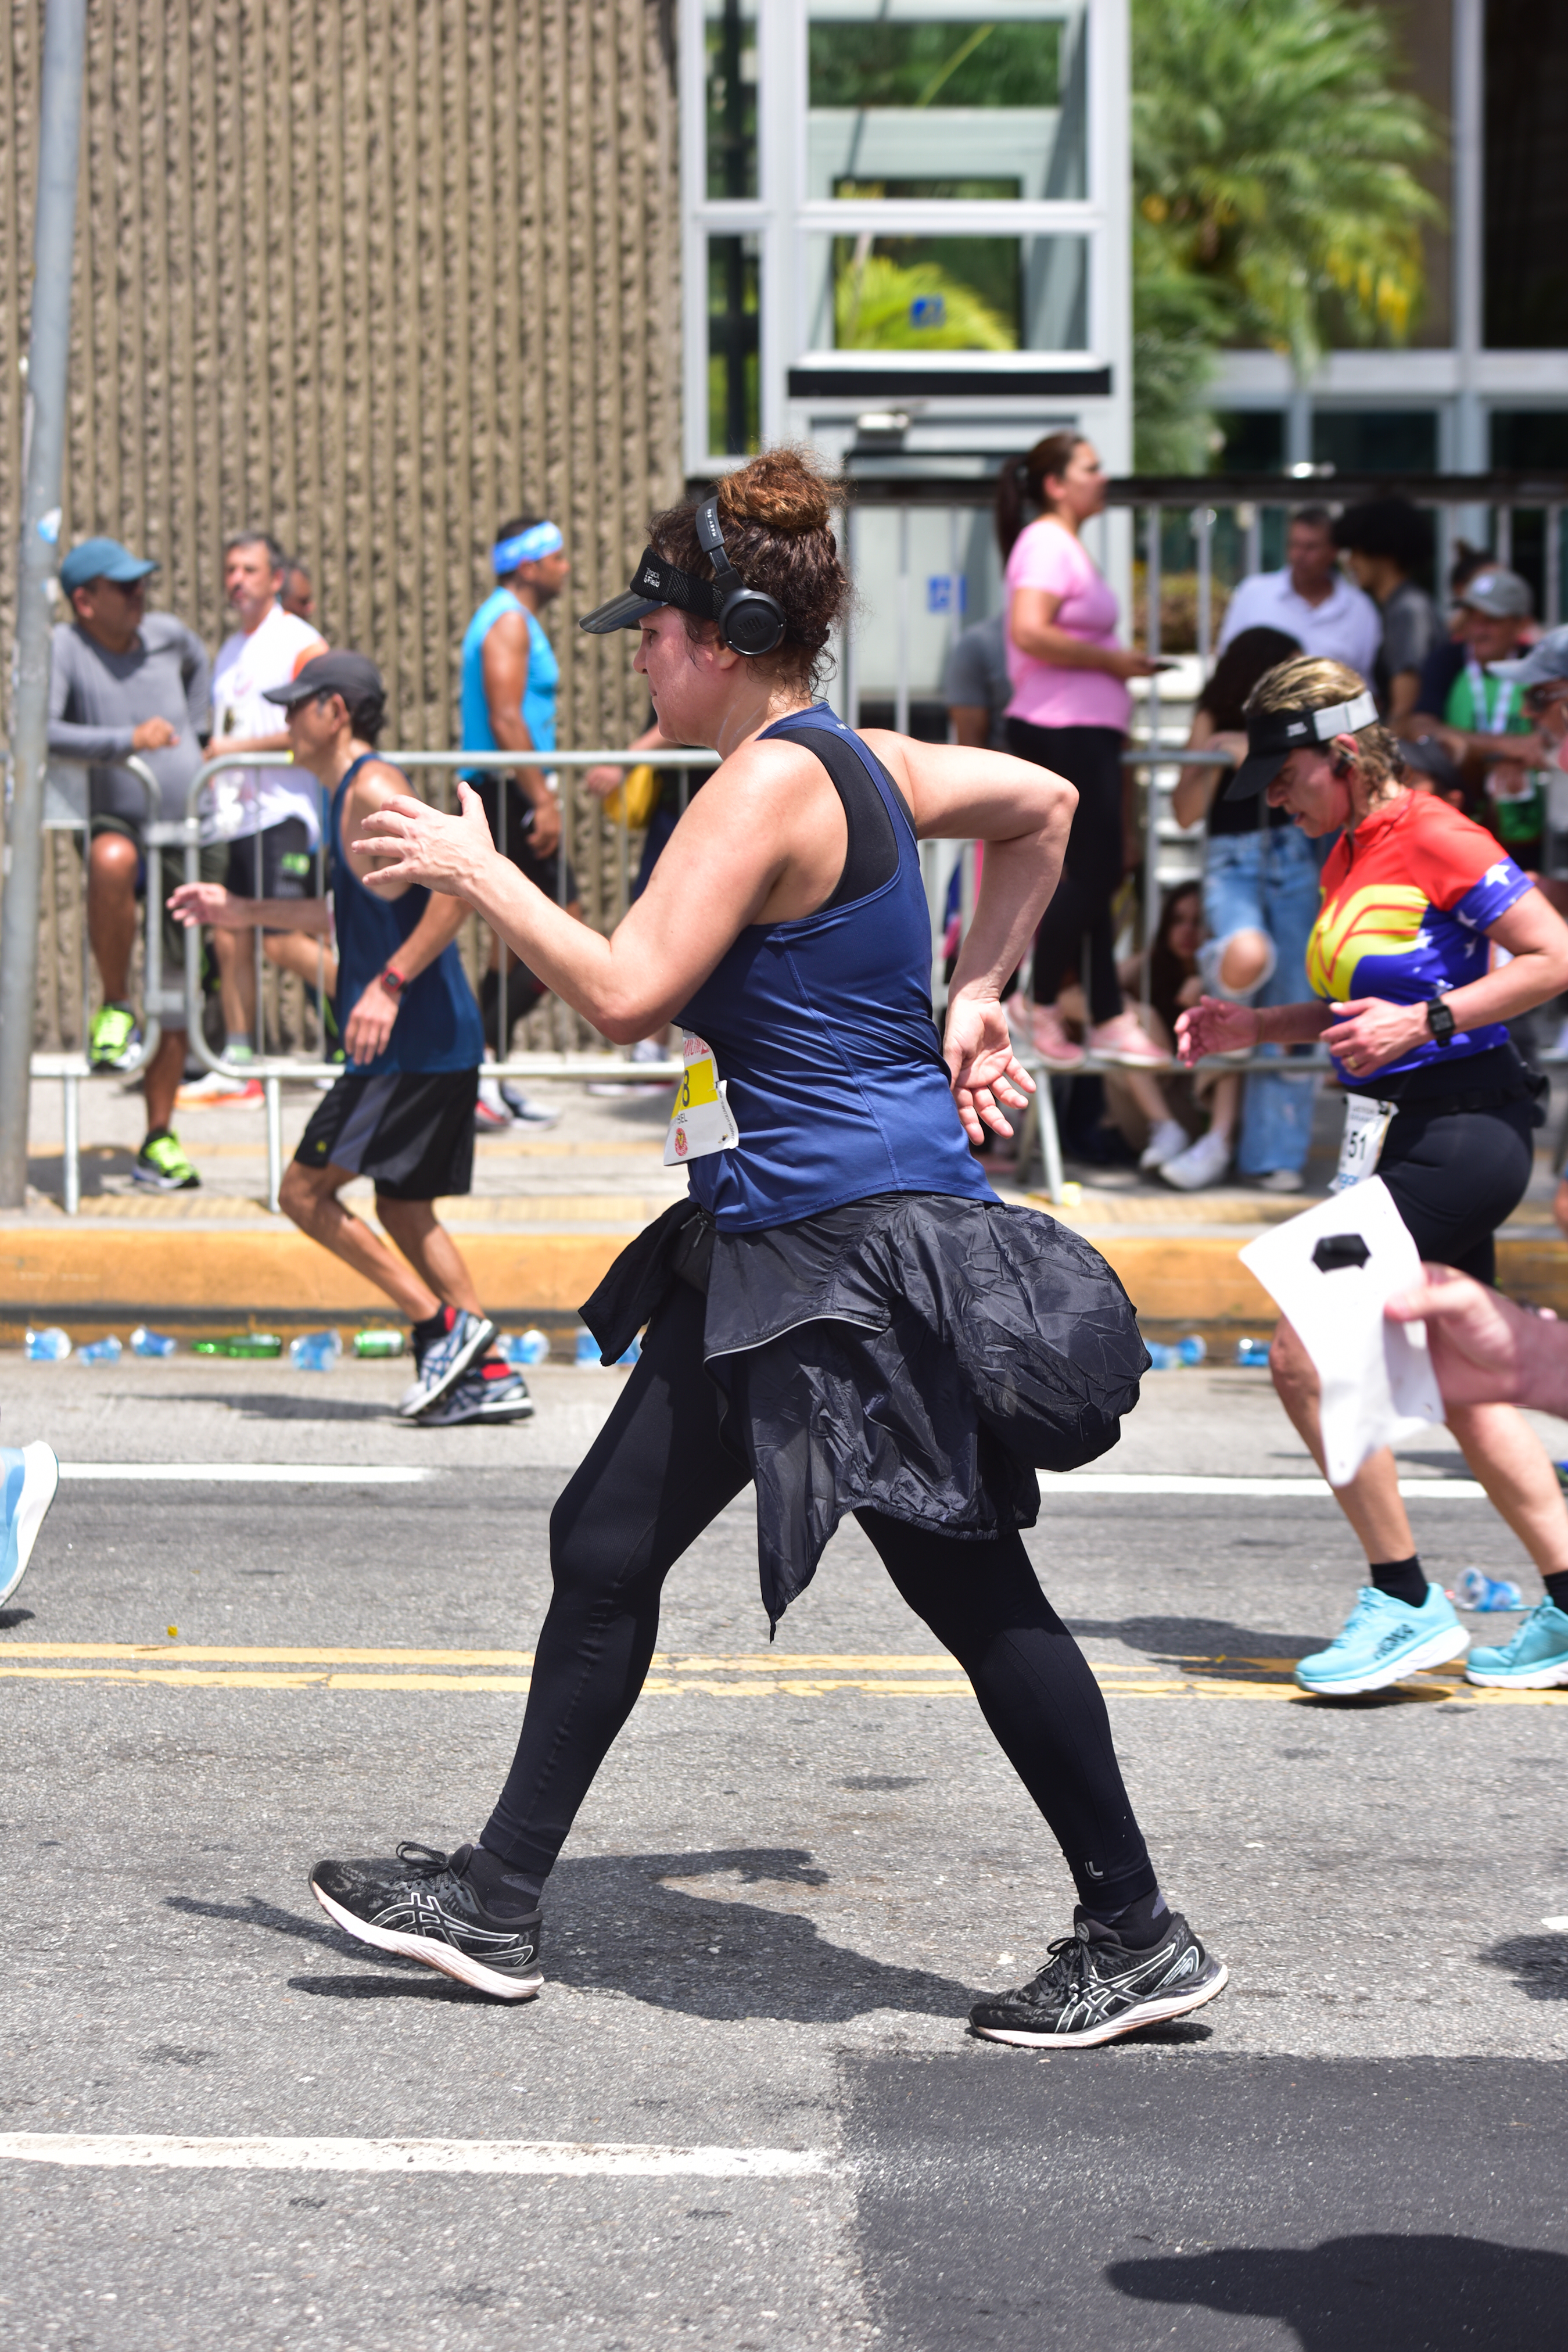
[2,1359,1566,2350]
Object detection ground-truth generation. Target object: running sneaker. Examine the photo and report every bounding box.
[416,1360,535,1426]
[1005,992,1085,1071]
[1466,1598,1568,1689]
[177,1068,263,1107]
[396,1308,497,1419]
[969,1909,1227,2048]
[1254,1168,1305,1195]
[1139,1117,1190,1174]
[2,1442,60,1606]
[498,1084,562,1126]
[88,1002,141,1071]
[1088,1012,1172,1070]
[1159,1125,1232,1191]
[1294,1583,1469,1697]
[133,1131,200,1191]
[310,1842,544,2002]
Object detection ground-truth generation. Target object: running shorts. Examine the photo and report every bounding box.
[295,1068,479,1200]
[84,814,227,985]
[222,818,322,930]
[474,776,578,905]
[1377,1097,1534,1286]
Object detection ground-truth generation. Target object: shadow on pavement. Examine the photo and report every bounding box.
[1107,2235,1568,2349]
[158,1390,399,1424]
[1067,1614,1321,1665]
[1477,1931,1568,2000]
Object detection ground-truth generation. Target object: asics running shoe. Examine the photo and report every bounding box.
[134,1131,200,1191]
[397,1308,497,1419]
[415,1360,534,1425]
[89,1002,142,1070]
[1466,1598,1568,1689]
[2,1442,60,1605]
[970,1909,1227,2048]
[1294,1583,1468,1697]
[310,1841,544,2001]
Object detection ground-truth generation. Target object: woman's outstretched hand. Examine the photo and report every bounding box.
[1175,995,1260,1067]
[351,778,496,899]
[1386,1264,1562,1411]
[944,996,1036,1144]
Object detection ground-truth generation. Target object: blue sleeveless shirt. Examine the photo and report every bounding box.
[331,754,485,1077]
[677,706,995,1232]
[460,587,558,768]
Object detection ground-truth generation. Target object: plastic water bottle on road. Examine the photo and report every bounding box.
[78,1336,123,1364]
[24,1328,71,1361]
[1235,1337,1271,1367]
[1456,1568,1526,1612]
[130,1326,178,1357]
[497,1329,551,1367]
[289,1331,344,1372]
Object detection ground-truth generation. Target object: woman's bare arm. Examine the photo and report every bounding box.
[1009,587,1156,680]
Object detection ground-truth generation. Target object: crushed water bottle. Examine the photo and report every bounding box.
[1235,1337,1272,1368]
[1145,1341,1178,1371]
[497,1329,550,1367]
[1175,1334,1207,1366]
[575,1327,601,1367]
[24,1327,71,1361]
[289,1330,343,1372]
[78,1335,123,1364]
[130,1326,178,1358]
[1456,1568,1525,1612]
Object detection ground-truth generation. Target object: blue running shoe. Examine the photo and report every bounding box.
[1294,1583,1469,1697]
[1466,1598,1568,1690]
[2,1442,60,1605]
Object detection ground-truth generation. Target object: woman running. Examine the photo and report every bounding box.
[1179,655,1568,1697]
[307,448,1228,2046]
[998,432,1167,1074]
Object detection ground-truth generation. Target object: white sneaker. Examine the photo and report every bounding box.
[476,1072,512,1128]
[498,1085,561,1127]
[1160,1127,1232,1191]
[1139,1117,1190,1173]
[1254,1167,1305,1195]
[177,1065,256,1105]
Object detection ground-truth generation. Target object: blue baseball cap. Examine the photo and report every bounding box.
[59,536,158,594]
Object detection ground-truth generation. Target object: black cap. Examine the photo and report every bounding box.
[263,650,384,711]
[1395,734,1463,797]
[1224,686,1380,799]
[578,547,726,636]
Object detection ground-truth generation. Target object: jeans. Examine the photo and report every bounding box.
[1203,824,1321,1177]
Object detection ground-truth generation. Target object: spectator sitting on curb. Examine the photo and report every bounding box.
[48,535,223,1191]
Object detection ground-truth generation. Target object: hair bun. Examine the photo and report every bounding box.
[717,447,833,536]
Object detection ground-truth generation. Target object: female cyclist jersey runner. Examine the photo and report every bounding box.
[303,446,1229,2048]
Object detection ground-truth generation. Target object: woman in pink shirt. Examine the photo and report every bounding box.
[1000,432,1165,1069]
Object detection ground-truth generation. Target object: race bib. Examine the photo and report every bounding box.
[1333,1093,1395,1191]
[663,1031,740,1166]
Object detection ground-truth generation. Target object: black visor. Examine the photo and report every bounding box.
[1224,689,1378,799]
[578,548,726,635]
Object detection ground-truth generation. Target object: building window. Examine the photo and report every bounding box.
[805,230,1088,352]
[705,0,758,200]
[1484,0,1568,349]
[1311,411,1438,475]
[708,232,761,456]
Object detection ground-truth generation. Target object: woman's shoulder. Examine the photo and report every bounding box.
[1007,515,1083,584]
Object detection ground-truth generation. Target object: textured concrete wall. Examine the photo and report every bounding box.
[1,0,683,1044]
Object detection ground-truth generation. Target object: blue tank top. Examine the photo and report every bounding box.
[677,705,995,1231]
[330,754,485,1077]
[459,588,558,768]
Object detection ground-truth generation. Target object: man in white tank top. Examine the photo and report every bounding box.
[181,531,329,1099]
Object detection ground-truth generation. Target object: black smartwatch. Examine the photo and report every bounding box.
[1426,995,1455,1046]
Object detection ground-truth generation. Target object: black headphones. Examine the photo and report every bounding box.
[695,496,787,658]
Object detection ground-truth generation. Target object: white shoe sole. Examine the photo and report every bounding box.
[396,1317,498,1420]
[1296,1623,1470,1697]
[2,1443,60,1605]
[973,1962,1229,2049]
[1465,1659,1568,1689]
[310,1880,544,2002]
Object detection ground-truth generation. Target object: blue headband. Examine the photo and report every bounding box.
[493,521,563,573]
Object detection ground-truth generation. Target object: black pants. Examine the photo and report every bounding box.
[1007,719,1125,1023]
[1377,1097,1534,1285]
[482,1281,1156,1913]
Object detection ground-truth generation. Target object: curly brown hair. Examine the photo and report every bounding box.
[647,447,849,692]
[1245,654,1405,798]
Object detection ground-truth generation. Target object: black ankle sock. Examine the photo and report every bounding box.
[1544,1571,1568,1612]
[411,1306,450,1351]
[1082,1887,1169,1948]
[468,1844,543,1917]
[1370,1554,1427,1610]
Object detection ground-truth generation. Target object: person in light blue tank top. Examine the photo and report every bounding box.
[309,457,1228,2049]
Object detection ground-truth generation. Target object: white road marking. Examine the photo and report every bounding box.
[58,1464,433,1484]
[1050,1473,1486,1500]
[0,2133,828,2179]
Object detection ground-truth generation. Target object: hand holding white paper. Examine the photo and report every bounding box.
[1239,1177,1445,1488]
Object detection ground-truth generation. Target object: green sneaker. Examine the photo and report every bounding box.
[134,1131,199,1192]
[89,1002,142,1071]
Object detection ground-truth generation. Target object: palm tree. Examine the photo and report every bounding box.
[1132,0,1442,469]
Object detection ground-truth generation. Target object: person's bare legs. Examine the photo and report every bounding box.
[279,1162,444,1321]
[1204,1070,1240,1142]
[1444,1403,1568,1586]
[374,1196,485,1319]
[87,831,139,1004]
[213,926,256,1043]
[264,930,339,998]
[142,1027,187,1135]
[1269,1317,1416,1560]
[1217,928,1271,996]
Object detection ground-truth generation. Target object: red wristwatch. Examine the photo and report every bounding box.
[379,965,407,998]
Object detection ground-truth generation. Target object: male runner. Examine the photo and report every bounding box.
[172,652,530,1425]
[182,531,330,1098]
[460,515,575,1124]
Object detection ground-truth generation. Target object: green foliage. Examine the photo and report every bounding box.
[835,250,1014,351]
[809,20,1061,110]
[1131,0,1443,464]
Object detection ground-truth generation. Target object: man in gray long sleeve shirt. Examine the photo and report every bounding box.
[49,536,220,1188]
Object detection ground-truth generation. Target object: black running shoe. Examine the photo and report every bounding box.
[310,1841,544,2001]
[968,1909,1227,2048]
[415,1359,534,1425]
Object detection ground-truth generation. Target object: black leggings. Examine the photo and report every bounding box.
[1377,1097,1534,1285]
[1007,719,1126,1024]
[482,1281,1156,1913]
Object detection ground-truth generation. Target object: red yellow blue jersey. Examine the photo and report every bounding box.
[1309,790,1532,1082]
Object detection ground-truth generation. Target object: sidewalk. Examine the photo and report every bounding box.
[5,1069,1566,1342]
